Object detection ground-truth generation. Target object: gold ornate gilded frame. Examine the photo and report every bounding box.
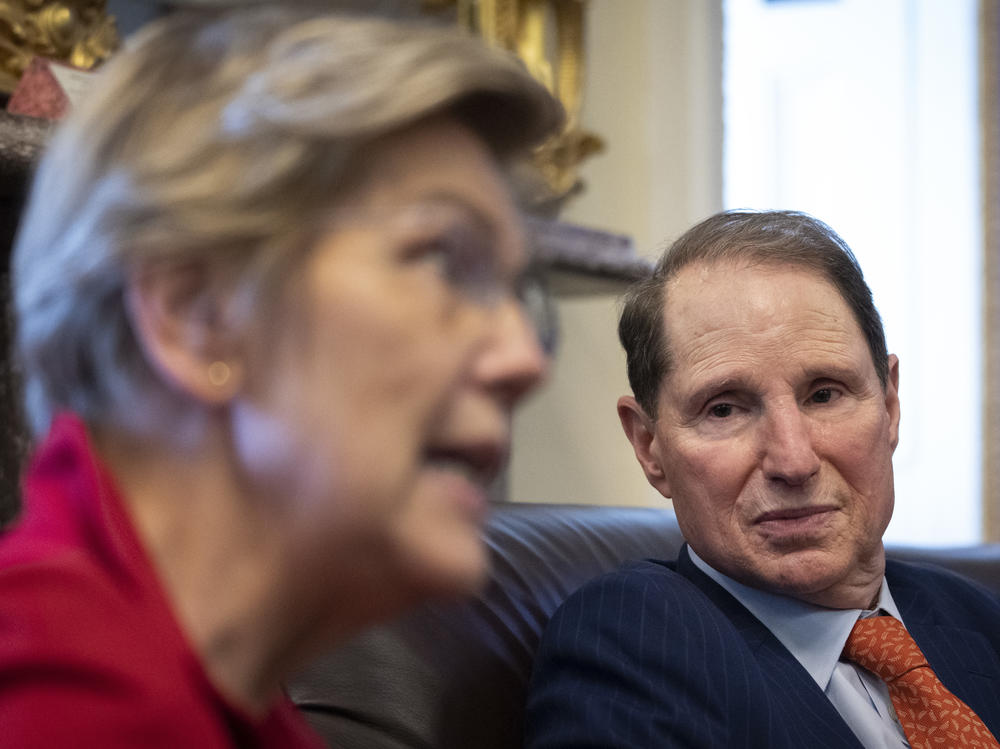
[0,1,118,92]
[423,0,602,206]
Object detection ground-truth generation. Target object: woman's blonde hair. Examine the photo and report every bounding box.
[13,7,563,437]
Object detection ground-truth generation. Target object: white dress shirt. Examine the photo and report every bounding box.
[688,547,910,748]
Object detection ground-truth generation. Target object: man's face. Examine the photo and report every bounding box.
[618,260,900,609]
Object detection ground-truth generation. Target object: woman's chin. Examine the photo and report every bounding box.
[384,471,494,596]
[408,531,491,599]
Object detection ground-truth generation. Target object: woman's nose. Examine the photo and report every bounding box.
[473,299,550,408]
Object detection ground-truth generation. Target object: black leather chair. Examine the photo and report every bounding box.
[286,502,1000,749]
[0,112,49,528]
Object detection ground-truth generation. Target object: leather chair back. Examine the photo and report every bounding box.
[288,503,684,749]
[288,502,1000,749]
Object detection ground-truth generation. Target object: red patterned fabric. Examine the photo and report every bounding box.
[844,615,1000,748]
[0,414,326,748]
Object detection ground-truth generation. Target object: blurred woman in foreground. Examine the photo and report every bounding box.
[0,7,562,746]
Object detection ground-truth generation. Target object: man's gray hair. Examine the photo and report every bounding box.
[13,7,564,437]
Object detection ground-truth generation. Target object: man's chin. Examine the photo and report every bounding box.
[752,547,886,608]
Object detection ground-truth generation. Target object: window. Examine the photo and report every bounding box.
[724,0,981,544]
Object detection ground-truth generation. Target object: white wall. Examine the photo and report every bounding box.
[509,1,724,507]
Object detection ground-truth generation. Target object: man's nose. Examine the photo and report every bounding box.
[473,299,550,407]
[760,402,820,486]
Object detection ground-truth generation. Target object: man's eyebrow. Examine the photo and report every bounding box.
[800,363,866,386]
[682,375,753,411]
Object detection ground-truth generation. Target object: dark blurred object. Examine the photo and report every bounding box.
[0,111,47,527]
[0,1,118,94]
[107,0,160,35]
[526,216,648,296]
[7,57,96,119]
[287,502,1000,749]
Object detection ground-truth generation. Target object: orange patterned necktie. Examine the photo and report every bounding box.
[843,615,999,748]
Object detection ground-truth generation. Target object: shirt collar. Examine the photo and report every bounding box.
[687,546,902,691]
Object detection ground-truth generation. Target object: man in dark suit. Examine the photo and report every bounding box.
[525,210,1000,748]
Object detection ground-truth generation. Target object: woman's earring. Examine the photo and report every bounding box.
[207,361,232,389]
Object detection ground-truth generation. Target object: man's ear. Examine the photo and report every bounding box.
[617,395,672,498]
[125,263,243,405]
[885,353,901,451]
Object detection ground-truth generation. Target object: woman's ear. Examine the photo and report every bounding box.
[125,263,243,405]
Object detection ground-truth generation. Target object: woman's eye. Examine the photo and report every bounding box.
[709,403,734,418]
[411,231,502,304]
[409,235,465,279]
[412,238,452,275]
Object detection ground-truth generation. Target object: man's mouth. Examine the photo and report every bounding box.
[752,505,841,542]
[755,505,838,524]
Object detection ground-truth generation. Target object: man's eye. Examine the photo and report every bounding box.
[810,388,834,404]
[709,403,734,418]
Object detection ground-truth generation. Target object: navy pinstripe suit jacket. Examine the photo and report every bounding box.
[525,545,1000,748]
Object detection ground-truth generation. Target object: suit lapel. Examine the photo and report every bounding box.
[887,561,1000,729]
[675,546,866,749]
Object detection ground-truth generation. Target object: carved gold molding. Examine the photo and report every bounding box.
[424,0,603,207]
[0,1,118,93]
